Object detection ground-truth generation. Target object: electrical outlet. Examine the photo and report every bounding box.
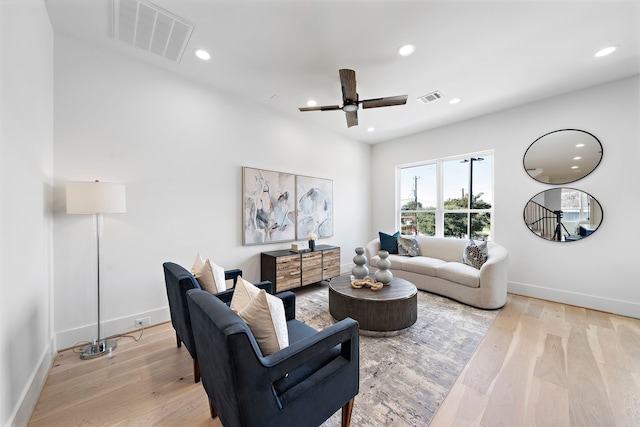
[136,317,150,327]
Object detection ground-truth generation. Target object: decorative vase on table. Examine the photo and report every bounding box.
[374,250,393,285]
[351,247,369,279]
[307,233,317,251]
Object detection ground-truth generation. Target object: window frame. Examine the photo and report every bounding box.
[396,150,494,240]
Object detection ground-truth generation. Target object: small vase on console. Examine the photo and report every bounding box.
[351,247,369,279]
[374,250,393,285]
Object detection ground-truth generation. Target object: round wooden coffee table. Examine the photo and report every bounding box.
[329,275,417,336]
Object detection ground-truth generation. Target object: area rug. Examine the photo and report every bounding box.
[293,282,498,426]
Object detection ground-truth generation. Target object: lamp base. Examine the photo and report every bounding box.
[80,339,117,359]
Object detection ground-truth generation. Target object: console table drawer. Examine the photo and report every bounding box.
[322,248,340,280]
[275,255,301,291]
[301,252,323,285]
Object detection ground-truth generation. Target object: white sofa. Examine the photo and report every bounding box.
[365,236,508,309]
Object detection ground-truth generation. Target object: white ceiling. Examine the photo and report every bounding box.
[44,0,640,144]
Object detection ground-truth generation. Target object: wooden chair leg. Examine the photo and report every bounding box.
[176,331,182,348]
[341,397,354,427]
[194,358,201,383]
[209,400,217,419]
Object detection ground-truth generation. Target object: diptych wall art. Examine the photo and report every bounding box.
[242,167,333,245]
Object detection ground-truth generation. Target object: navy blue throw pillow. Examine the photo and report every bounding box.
[379,231,400,254]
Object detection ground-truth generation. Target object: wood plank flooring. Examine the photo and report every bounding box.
[29,294,640,426]
[431,294,640,426]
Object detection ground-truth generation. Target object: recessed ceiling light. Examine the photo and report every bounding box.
[195,49,211,60]
[571,166,579,169]
[595,45,618,58]
[575,143,585,148]
[367,127,375,132]
[306,100,317,107]
[573,156,582,160]
[449,98,461,105]
[398,44,416,57]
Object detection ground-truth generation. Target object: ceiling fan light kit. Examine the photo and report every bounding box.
[299,68,407,128]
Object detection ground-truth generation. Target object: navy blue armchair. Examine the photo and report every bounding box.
[162,262,269,383]
[187,288,360,427]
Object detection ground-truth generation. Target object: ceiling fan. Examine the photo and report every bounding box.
[298,69,408,128]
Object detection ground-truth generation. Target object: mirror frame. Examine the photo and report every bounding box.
[523,129,603,185]
[523,187,603,242]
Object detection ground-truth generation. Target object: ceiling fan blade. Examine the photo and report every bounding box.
[299,105,341,112]
[361,95,408,109]
[345,110,358,128]
[339,69,357,103]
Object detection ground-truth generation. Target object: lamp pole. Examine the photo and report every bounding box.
[461,157,483,237]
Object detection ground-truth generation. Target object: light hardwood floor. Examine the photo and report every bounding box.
[29,294,640,426]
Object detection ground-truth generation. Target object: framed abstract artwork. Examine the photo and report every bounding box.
[242,167,296,245]
[296,175,333,240]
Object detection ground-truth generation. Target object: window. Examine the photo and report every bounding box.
[398,152,493,240]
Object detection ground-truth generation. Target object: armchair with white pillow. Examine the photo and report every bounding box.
[187,278,360,427]
[162,260,270,383]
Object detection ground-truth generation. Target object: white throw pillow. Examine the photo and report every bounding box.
[192,257,227,293]
[209,259,227,293]
[190,253,205,275]
[230,277,261,313]
[237,289,289,356]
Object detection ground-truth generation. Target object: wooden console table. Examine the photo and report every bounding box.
[261,245,340,293]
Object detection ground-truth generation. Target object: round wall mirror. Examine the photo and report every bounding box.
[523,188,603,242]
[523,129,603,184]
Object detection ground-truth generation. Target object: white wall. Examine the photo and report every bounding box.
[371,75,640,318]
[52,35,372,350]
[0,1,55,426]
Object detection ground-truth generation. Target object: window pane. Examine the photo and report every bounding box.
[416,212,435,236]
[400,211,435,236]
[471,212,491,240]
[444,213,468,238]
[400,212,417,235]
[471,155,492,209]
[443,159,469,209]
[400,164,437,210]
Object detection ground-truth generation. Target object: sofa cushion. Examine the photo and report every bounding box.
[398,235,421,257]
[379,231,399,254]
[237,288,289,356]
[402,256,447,276]
[462,239,488,269]
[436,262,480,288]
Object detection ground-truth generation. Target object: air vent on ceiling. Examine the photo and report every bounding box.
[417,91,443,104]
[112,0,194,63]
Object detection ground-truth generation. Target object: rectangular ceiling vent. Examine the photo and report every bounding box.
[417,91,443,104]
[112,0,194,63]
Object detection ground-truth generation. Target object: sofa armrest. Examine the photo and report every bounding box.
[276,291,296,321]
[477,243,509,308]
[365,238,381,262]
[261,318,359,380]
[225,269,243,287]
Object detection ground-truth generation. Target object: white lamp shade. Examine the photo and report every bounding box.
[66,181,126,214]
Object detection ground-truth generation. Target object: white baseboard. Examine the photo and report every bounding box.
[508,281,640,319]
[55,306,171,351]
[8,334,56,427]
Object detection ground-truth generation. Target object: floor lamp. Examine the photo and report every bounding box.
[66,180,126,359]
